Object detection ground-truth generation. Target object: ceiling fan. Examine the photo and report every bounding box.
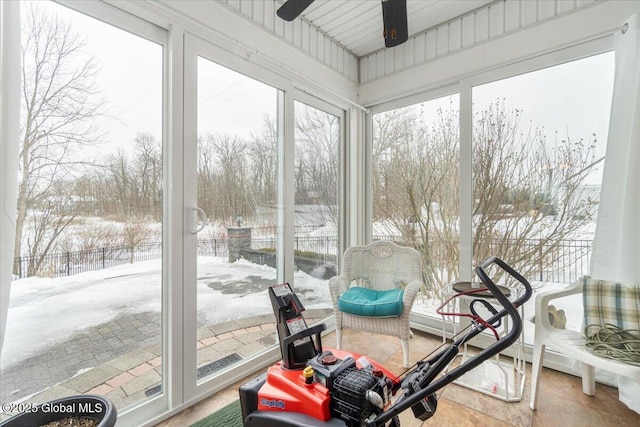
[276,0,409,48]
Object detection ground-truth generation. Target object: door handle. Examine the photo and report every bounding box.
[189,206,208,234]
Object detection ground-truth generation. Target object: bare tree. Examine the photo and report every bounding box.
[72,221,120,252]
[106,149,133,219]
[373,99,599,297]
[15,4,103,270]
[22,183,79,276]
[294,104,340,226]
[198,134,254,223]
[373,102,460,293]
[93,133,162,221]
[471,100,599,278]
[247,115,278,207]
[121,221,157,263]
[132,132,162,220]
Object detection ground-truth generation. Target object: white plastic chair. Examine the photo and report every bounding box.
[530,279,640,410]
[328,241,423,368]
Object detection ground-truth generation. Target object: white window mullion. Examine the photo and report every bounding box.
[166,24,185,411]
[279,89,295,285]
[459,80,473,281]
[180,32,199,405]
[0,0,21,355]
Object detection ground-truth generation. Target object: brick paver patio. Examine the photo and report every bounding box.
[0,309,332,421]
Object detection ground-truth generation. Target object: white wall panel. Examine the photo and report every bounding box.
[557,0,577,15]
[360,57,369,82]
[252,0,263,22]
[293,19,302,49]
[359,0,637,105]
[475,7,490,42]
[284,20,294,44]
[359,0,626,85]
[263,0,275,31]
[325,38,332,67]
[449,20,462,51]
[539,0,557,20]
[489,2,505,38]
[404,38,415,69]
[239,0,251,16]
[425,30,437,59]
[462,14,475,47]
[309,27,317,56]
[521,0,538,26]
[505,0,521,32]
[376,51,385,78]
[302,21,310,51]
[317,34,325,62]
[414,34,426,63]
[437,25,448,55]
[385,48,395,75]
[222,0,358,82]
[156,1,358,103]
[275,10,285,38]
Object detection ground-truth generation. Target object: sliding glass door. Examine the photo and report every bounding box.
[183,35,289,401]
[292,96,343,315]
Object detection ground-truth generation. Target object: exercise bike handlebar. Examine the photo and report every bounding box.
[365,256,532,427]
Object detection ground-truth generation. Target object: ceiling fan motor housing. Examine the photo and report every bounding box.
[382,0,409,48]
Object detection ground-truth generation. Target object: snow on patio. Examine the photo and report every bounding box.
[1,256,583,371]
[0,257,333,369]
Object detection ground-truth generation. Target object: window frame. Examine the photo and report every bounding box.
[365,35,616,374]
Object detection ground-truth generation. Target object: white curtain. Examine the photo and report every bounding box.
[590,13,640,414]
[0,1,21,354]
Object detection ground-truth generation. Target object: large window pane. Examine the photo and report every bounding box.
[471,52,615,343]
[195,58,281,383]
[372,95,460,314]
[2,0,164,416]
[292,100,340,309]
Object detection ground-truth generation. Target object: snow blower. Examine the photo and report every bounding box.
[239,256,532,426]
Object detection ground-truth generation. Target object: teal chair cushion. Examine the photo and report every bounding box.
[338,286,404,317]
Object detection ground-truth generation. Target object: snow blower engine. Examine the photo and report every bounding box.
[239,256,532,426]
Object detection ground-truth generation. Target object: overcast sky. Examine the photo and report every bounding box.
[387,51,614,186]
[35,1,614,185]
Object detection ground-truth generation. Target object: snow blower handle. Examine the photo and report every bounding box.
[365,257,532,427]
[476,255,533,313]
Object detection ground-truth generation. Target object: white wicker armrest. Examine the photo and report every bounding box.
[402,279,422,307]
[329,275,350,307]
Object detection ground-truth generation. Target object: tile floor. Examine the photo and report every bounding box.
[158,328,640,427]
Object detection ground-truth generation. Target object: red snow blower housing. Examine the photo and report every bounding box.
[239,256,532,426]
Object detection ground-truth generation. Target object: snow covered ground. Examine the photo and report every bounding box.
[1,256,582,370]
[0,257,333,369]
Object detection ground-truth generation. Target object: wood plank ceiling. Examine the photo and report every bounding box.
[284,0,495,57]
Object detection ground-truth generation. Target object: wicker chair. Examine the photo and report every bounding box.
[329,241,423,367]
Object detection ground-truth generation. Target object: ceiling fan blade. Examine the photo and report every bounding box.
[382,0,408,48]
[277,0,315,21]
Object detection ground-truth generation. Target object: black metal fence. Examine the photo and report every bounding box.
[13,243,163,279]
[374,235,593,284]
[14,236,592,282]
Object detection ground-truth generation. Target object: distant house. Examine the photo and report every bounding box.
[45,195,97,215]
